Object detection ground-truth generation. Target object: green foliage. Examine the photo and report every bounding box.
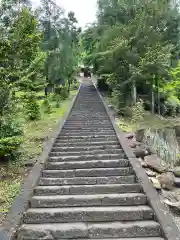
[60,86,69,100]
[165,96,180,117]
[24,92,41,121]
[0,137,23,160]
[54,86,69,100]
[0,115,23,161]
[0,116,22,137]
[38,1,80,87]
[131,100,145,124]
[42,97,52,114]
[81,0,180,116]
[55,97,61,108]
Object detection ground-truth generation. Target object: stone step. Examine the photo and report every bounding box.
[48,154,126,162]
[55,136,118,143]
[24,206,154,224]
[67,119,111,123]
[60,238,164,240]
[59,132,115,137]
[62,127,114,130]
[64,122,112,128]
[39,175,135,186]
[42,167,133,178]
[60,130,115,135]
[49,149,123,156]
[51,145,121,152]
[34,184,142,196]
[67,116,110,119]
[45,159,129,170]
[64,123,113,127]
[56,134,117,139]
[31,193,147,208]
[18,221,162,239]
[54,141,119,147]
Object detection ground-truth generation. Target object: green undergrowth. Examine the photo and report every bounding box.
[104,95,180,133]
[0,90,77,219]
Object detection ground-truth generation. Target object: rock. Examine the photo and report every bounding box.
[18,167,25,175]
[175,125,180,137]
[173,167,180,177]
[161,189,180,203]
[174,177,180,188]
[108,105,113,109]
[145,169,156,177]
[149,177,161,190]
[129,141,141,148]
[133,147,148,159]
[157,172,174,190]
[144,154,168,173]
[125,133,134,139]
[130,142,137,148]
[135,129,145,142]
[163,199,180,212]
[137,158,147,168]
[146,146,156,155]
[141,161,148,168]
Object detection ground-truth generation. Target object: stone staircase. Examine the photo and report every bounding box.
[17,81,165,239]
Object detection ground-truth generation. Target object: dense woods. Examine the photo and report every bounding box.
[81,0,180,117]
[0,0,80,162]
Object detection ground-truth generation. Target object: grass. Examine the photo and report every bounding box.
[0,89,77,220]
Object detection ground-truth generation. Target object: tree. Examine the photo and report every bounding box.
[81,0,180,115]
[37,1,80,94]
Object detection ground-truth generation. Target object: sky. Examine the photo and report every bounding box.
[31,0,97,28]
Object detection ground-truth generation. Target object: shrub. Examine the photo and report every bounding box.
[0,136,23,161]
[97,77,109,91]
[54,86,61,95]
[0,116,23,161]
[60,86,69,100]
[55,96,61,108]
[112,89,125,113]
[165,96,180,117]
[42,97,52,114]
[24,92,41,120]
[54,86,69,100]
[0,116,23,137]
[131,100,145,123]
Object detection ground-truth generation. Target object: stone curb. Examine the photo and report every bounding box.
[0,85,81,240]
[94,81,180,240]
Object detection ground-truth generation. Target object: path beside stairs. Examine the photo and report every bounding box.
[17,80,164,239]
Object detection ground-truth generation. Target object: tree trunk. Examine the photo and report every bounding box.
[68,79,70,94]
[44,87,48,96]
[132,80,137,104]
[156,77,160,115]
[151,80,155,114]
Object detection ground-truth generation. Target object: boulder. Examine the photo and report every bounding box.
[133,146,148,159]
[144,154,168,173]
[141,161,148,168]
[173,167,180,177]
[135,129,145,142]
[157,172,174,190]
[175,125,180,137]
[108,105,113,110]
[125,133,134,139]
[130,141,141,148]
[146,146,156,155]
[174,177,180,188]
